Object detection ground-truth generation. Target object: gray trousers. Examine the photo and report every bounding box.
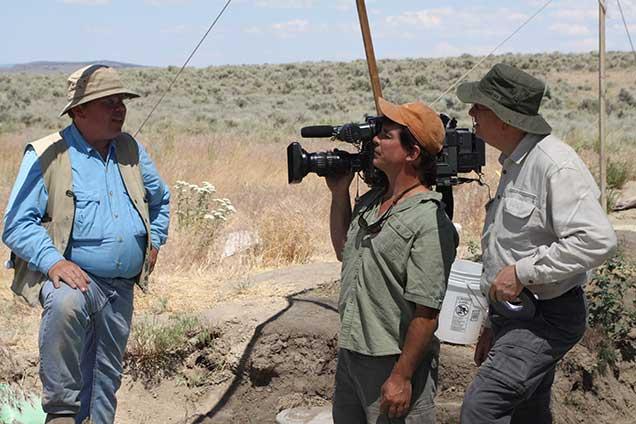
[460,287,587,424]
[333,339,439,424]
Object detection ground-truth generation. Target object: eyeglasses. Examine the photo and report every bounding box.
[358,202,394,234]
[96,96,127,110]
[357,182,421,234]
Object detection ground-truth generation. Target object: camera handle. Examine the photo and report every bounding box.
[436,185,454,220]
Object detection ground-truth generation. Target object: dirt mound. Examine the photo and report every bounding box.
[191,292,340,423]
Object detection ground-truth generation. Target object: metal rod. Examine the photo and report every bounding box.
[356,0,382,114]
[599,0,607,210]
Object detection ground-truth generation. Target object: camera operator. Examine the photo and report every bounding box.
[327,98,459,423]
[456,63,617,423]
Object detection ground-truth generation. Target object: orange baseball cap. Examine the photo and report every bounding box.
[378,97,445,155]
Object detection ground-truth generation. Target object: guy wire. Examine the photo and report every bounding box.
[616,0,636,63]
[433,0,553,106]
[134,0,234,137]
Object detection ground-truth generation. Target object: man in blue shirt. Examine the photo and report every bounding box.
[3,64,170,424]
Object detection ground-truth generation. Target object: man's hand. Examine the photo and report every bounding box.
[148,247,159,274]
[474,327,494,366]
[380,372,412,418]
[488,264,524,302]
[48,260,91,292]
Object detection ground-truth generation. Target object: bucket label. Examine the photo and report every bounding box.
[451,296,472,332]
[470,308,481,322]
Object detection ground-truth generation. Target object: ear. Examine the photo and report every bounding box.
[71,105,87,120]
[406,143,422,163]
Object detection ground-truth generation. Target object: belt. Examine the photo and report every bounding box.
[536,285,583,303]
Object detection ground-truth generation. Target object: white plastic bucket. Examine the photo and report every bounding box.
[435,259,487,345]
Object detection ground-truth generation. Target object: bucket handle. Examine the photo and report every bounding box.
[467,283,489,315]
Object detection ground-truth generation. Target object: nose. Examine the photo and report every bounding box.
[468,104,477,118]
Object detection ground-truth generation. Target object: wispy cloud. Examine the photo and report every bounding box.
[145,0,191,5]
[551,7,596,22]
[161,25,190,34]
[271,19,310,37]
[255,0,313,8]
[385,9,452,28]
[63,0,110,5]
[550,23,591,36]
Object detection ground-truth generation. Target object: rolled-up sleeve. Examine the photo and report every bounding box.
[405,221,458,310]
[2,147,64,275]
[138,142,170,249]
[515,166,617,285]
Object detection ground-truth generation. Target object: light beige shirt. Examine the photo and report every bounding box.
[481,133,617,300]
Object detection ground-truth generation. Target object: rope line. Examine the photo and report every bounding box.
[432,0,554,106]
[617,0,636,63]
[134,0,234,137]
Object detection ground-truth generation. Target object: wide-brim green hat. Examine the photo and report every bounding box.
[60,64,140,117]
[457,63,552,135]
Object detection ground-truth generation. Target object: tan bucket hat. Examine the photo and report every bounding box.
[378,97,445,155]
[60,64,140,117]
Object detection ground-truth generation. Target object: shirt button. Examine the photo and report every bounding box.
[528,280,534,284]
[114,213,119,218]
[497,195,501,200]
[109,191,113,196]
[117,236,123,242]
[503,170,507,174]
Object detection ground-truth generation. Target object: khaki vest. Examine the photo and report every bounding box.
[10,131,152,306]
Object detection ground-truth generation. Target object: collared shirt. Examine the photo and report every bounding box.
[339,189,458,356]
[481,133,617,300]
[3,124,170,279]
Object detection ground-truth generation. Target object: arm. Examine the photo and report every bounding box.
[137,143,170,271]
[381,305,439,418]
[381,216,458,417]
[325,172,354,261]
[515,166,617,286]
[3,148,90,290]
[3,148,64,275]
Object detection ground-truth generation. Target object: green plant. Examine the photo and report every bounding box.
[125,315,219,385]
[173,180,236,248]
[587,254,636,372]
[606,160,632,190]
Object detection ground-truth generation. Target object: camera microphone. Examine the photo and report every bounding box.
[300,125,337,138]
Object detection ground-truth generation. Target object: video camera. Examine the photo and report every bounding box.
[286,114,486,219]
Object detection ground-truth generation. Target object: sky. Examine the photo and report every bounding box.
[2,0,636,67]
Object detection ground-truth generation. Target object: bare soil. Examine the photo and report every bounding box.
[122,260,636,424]
[2,232,636,424]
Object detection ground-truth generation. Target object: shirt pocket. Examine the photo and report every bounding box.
[72,191,104,242]
[502,188,540,233]
[373,217,413,264]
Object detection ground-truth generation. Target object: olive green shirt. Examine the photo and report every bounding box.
[339,189,458,356]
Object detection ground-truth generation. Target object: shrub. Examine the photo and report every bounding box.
[606,160,632,190]
[586,254,636,373]
[125,315,220,385]
[174,181,235,229]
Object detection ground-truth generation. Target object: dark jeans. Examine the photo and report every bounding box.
[460,287,587,424]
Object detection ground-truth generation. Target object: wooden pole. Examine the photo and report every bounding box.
[599,0,607,210]
[356,0,383,114]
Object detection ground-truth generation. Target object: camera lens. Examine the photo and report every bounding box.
[287,142,356,184]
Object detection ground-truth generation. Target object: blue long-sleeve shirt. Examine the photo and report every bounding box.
[3,124,170,279]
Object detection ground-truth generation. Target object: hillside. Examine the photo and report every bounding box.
[0,60,145,74]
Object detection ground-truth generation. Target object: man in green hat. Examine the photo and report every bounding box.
[3,64,170,423]
[456,63,616,422]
